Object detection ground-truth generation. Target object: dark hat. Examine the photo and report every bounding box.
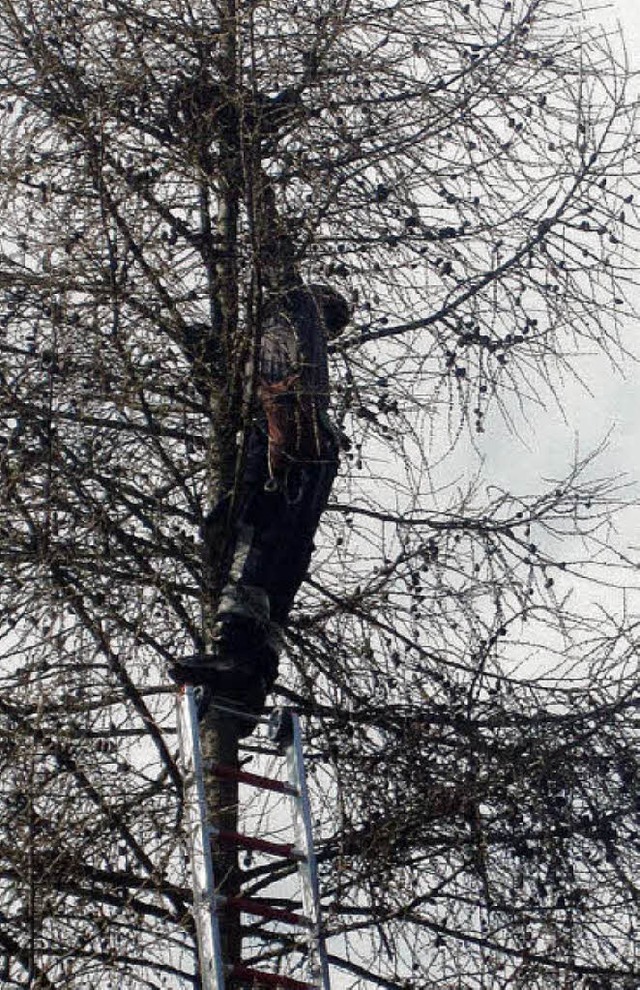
[309,284,351,337]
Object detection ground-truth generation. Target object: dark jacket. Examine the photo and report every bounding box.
[256,284,349,481]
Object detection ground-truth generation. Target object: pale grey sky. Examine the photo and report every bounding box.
[459,1,640,502]
[606,0,640,57]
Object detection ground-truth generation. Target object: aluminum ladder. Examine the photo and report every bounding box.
[176,685,331,990]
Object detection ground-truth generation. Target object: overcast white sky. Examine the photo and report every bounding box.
[607,0,640,55]
[465,1,640,501]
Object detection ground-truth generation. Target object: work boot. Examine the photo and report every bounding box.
[175,655,269,737]
[193,663,270,737]
[172,618,271,737]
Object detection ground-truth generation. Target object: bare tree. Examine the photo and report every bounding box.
[1,0,639,988]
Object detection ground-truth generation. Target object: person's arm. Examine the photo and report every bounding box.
[255,182,350,485]
[257,306,306,486]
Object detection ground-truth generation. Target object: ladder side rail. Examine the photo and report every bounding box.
[286,713,332,990]
[177,686,227,990]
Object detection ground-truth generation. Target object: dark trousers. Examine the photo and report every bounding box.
[207,426,338,629]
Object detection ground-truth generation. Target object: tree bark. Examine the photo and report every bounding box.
[200,712,241,977]
[198,0,244,982]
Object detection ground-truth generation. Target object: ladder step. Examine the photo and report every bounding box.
[239,743,283,757]
[212,763,298,796]
[231,964,318,989]
[225,895,312,928]
[215,829,305,861]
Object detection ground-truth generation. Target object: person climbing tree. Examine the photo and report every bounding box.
[177,182,351,735]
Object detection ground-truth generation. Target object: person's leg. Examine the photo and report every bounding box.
[213,427,289,663]
[192,431,337,730]
[261,440,339,627]
[212,438,338,690]
[185,428,278,731]
[195,426,307,724]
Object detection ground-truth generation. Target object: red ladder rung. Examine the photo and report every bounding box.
[215,828,305,861]
[225,895,312,928]
[212,763,298,796]
[231,964,318,989]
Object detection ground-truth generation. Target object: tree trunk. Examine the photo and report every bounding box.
[199,0,245,981]
[200,712,241,976]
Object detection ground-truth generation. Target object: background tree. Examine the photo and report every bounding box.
[1,0,639,988]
